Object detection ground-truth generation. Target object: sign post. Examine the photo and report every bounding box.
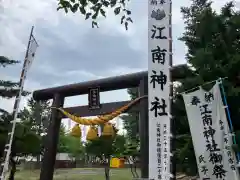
[148,0,173,180]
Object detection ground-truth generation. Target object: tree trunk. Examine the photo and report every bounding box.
[104,157,110,180]
[132,156,139,178]
[36,155,41,168]
[127,157,135,178]
[8,157,16,180]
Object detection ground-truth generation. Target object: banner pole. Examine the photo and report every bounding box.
[218,78,240,162]
[169,0,176,179]
[0,26,37,180]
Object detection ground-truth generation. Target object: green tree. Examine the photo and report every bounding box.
[0,112,41,180]
[121,88,139,142]
[174,0,240,175]
[18,97,51,163]
[0,56,34,179]
[57,123,69,153]
[64,135,85,160]
[0,55,31,158]
[179,0,240,115]
[19,97,51,135]
[57,125,85,160]
[85,134,126,180]
[0,56,29,113]
[0,56,20,101]
[56,0,133,29]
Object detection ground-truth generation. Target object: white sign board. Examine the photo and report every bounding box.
[148,0,172,179]
[182,83,240,180]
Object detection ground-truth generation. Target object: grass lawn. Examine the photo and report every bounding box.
[14,168,139,180]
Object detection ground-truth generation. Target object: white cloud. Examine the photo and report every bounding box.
[0,0,238,131]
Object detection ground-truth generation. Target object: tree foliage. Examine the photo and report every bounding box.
[85,134,126,158]
[18,97,52,161]
[57,123,68,152]
[0,56,37,179]
[85,134,126,180]
[19,97,51,135]
[0,56,29,105]
[179,0,240,128]
[173,0,240,175]
[0,55,17,98]
[0,111,41,180]
[0,118,41,157]
[57,0,133,29]
[65,135,85,160]
[57,125,85,159]
[121,88,139,142]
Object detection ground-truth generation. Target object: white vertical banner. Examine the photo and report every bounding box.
[0,26,38,180]
[25,35,38,71]
[148,0,172,180]
[182,83,240,180]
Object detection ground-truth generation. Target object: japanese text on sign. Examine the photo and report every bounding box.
[88,87,100,109]
[148,0,172,179]
[183,84,240,180]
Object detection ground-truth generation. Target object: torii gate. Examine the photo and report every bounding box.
[33,64,189,180]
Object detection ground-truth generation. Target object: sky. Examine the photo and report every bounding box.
[0,0,239,132]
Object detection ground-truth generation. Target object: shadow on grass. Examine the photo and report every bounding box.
[13,168,139,180]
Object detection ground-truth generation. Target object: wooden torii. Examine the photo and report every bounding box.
[33,64,191,180]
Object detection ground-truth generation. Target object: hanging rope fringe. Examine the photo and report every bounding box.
[86,126,98,141]
[70,124,81,137]
[52,95,147,125]
[65,96,146,140]
[102,123,115,136]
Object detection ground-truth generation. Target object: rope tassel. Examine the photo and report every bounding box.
[52,95,147,125]
[70,124,81,138]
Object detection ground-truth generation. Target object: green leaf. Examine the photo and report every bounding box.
[79,0,87,6]
[114,7,121,15]
[102,1,110,7]
[100,9,106,17]
[92,21,98,28]
[121,15,125,24]
[126,17,133,23]
[57,6,64,11]
[70,0,75,3]
[85,12,92,20]
[89,0,98,5]
[61,0,71,8]
[125,21,128,30]
[119,0,126,7]
[92,11,99,19]
[71,3,79,13]
[79,6,86,14]
[126,10,131,15]
[110,0,117,7]
[64,7,68,13]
